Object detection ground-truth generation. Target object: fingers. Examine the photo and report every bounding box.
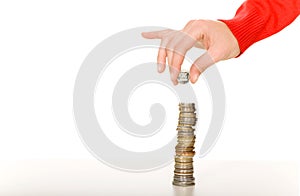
[189,52,215,83]
[169,65,179,85]
[142,29,198,85]
[167,31,196,85]
[168,52,184,85]
[141,29,171,39]
[157,47,166,73]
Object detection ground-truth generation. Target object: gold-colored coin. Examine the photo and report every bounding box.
[174,169,194,173]
[175,157,193,163]
[176,151,195,156]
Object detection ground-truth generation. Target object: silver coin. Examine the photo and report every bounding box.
[177,124,194,127]
[177,135,195,138]
[177,135,195,139]
[177,136,196,140]
[177,138,195,142]
[177,72,190,84]
[177,136,196,139]
[174,174,194,178]
[177,141,196,145]
[176,142,195,146]
[178,117,197,121]
[176,142,196,146]
[173,177,194,181]
[177,127,195,131]
[176,128,195,132]
[177,124,196,128]
[178,105,195,108]
[177,130,194,133]
[179,113,196,118]
[173,175,194,179]
[174,165,193,170]
[175,166,193,171]
[179,106,195,110]
[177,138,196,142]
[178,120,196,124]
[176,130,195,134]
[174,172,194,176]
[177,132,195,135]
[174,167,194,172]
[179,103,195,107]
[177,140,195,143]
[173,176,195,181]
[173,181,195,187]
[179,107,195,112]
[179,110,195,114]
[178,117,196,120]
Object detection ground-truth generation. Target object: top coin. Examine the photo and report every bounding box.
[179,103,195,107]
[177,72,190,84]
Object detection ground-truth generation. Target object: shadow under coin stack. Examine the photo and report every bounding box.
[173,103,197,187]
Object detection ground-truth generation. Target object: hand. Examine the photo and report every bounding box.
[142,20,240,84]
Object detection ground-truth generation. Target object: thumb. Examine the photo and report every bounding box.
[189,52,215,83]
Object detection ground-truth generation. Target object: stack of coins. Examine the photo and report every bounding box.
[173,103,197,187]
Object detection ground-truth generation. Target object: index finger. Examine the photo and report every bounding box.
[141,29,171,39]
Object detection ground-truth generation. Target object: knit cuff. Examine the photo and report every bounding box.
[219,7,266,55]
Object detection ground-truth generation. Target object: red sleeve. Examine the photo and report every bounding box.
[220,0,300,54]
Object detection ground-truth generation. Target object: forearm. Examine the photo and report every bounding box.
[220,0,300,54]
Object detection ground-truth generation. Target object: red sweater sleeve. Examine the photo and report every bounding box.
[220,0,300,54]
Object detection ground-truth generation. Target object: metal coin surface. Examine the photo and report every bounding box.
[172,181,195,187]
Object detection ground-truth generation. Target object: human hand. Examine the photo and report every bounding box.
[142,20,240,84]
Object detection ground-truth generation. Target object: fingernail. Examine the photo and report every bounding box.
[192,74,199,83]
[170,71,177,82]
[157,63,163,73]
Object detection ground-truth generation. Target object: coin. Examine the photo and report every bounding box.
[174,165,193,170]
[175,157,193,162]
[176,128,195,132]
[179,103,195,107]
[175,165,193,170]
[177,141,195,145]
[173,181,195,187]
[177,133,195,138]
[174,168,194,173]
[175,145,195,149]
[177,72,190,84]
[179,103,194,107]
[178,121,196,126]
[177,129,194,133]
[176,151,195,156]
[173,176,195,181]
[174,162,193,167]
[175,147,194,150]
[179,113,196,118]
[174,174,194,178]
[177,136,196,141]
[177,139,195,142]
[178,116,197,120]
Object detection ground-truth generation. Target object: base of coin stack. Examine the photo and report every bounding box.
[173,103,197,187]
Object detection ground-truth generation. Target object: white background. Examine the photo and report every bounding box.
[0,0,299,163]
